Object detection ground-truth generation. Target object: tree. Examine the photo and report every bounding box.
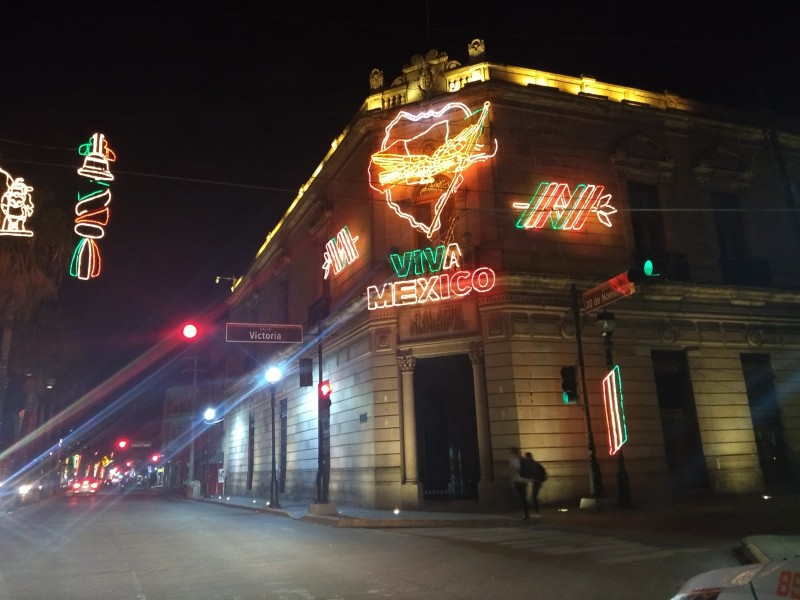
[0,189,72,446]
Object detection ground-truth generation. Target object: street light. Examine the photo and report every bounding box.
[265,366,281,508]
[181,322,201,491]
[595,310,633,510]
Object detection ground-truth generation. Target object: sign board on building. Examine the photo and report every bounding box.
[226,323,303,344]
[582,272,635,312]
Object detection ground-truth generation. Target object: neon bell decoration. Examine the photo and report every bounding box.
[70,133,116,280]
[369,101,497,239]
[0,167,35,238]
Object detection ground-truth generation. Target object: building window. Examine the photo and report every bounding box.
[740,353,790,484]
[279,399,287,493]
[712,192,772,287]
[628,181,665,259]
[246,414,255,491]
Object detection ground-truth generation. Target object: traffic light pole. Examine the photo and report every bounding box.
[316,323,330,504]
[571,284,605,500]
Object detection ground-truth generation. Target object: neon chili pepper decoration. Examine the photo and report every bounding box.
[513,181,617,230]
[0,166,35,238]
[602,365,628,455]
[70,133,116,280]
[368,101,497,239]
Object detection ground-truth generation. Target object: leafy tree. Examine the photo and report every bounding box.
[0,189,72,446]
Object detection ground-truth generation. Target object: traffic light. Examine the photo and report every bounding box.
[560,366,578,405]
[627,258,662,283]
[117,439,129,450]
[182,322,199,339]
[318,380,332,410]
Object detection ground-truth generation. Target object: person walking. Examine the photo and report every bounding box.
[524,451,547,518]
[509,447,531,519]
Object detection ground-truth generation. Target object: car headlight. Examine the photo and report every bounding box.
[18,484,33,496]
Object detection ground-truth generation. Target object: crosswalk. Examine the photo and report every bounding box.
[410,526,707,564]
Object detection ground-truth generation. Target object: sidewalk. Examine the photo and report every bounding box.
[191,490,800,563]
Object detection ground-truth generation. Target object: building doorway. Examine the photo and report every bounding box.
[740,353,791,485]
[651,350,710,490]
[413,354,479,501]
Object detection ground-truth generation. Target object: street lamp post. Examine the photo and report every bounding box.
[265,366,281,508]
[570,285,605,500]
[595,310,633,510]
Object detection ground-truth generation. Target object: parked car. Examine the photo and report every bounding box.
[671,556,800,599]
[68,477,101,496]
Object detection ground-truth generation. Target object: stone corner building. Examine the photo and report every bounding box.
[220,40,800,510]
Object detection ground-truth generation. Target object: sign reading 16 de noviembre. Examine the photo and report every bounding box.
[226,323,303,344]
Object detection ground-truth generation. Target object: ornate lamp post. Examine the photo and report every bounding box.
[595,310,633,510]
[265,366,282,508]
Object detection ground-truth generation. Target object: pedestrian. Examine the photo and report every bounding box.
[509,447,531,519]
[524,452,547,518]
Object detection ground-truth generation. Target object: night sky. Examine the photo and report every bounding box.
[1,2,797,437]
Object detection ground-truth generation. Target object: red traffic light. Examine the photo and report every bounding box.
[318,380,332,410]
[117,439,129,450]
[319,380,332,397]
[182,323,199,339]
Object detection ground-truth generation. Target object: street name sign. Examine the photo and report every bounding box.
[226,322,303,344]
[583,272,635,312]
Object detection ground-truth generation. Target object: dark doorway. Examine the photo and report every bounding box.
[651,350,709,490]
[740,354,791,485]
[413,354,479,500]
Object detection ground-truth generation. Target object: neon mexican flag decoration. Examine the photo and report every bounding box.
[602,364,628,455]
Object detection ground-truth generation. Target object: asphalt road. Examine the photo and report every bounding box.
[0,489,785,600]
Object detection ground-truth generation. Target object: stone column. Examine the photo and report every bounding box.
[397,349,422,508]
[469,341,495,508]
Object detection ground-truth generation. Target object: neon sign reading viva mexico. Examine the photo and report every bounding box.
[367,243,495,310]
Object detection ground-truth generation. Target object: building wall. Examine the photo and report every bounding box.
[221,50,800,509]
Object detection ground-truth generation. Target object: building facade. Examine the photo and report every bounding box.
[220,41,800,510]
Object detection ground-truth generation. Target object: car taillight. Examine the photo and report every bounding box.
[90,482,99,489]
[73,482,81,489]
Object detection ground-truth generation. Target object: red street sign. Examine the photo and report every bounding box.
[583,272,635,312]
[226,323,303,344]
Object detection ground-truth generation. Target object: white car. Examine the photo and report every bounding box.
[671,556,800,599]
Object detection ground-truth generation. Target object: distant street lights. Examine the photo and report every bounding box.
[265,366,282,508]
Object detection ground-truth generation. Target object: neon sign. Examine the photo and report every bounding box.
[0,167,34,237]
[367,242,495,310]
[70,133,116,280]
[602,365,628,455]
[513,181,617,230]
[322,226,359,279]
[369,101,497,239]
